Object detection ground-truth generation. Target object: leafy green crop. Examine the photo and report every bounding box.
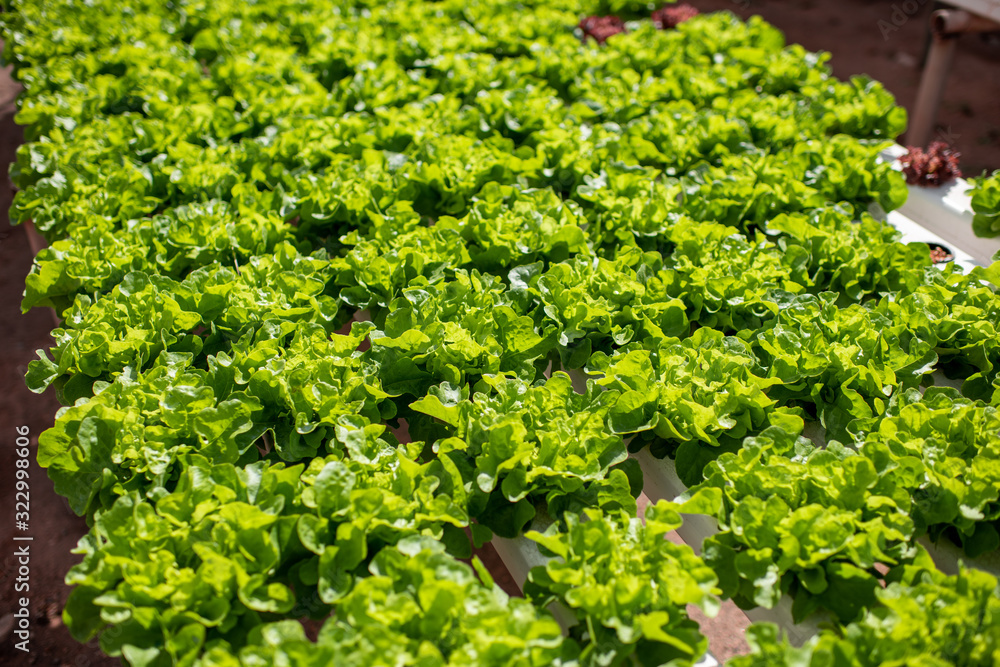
[730,552,1000,666]
[970,170,1000,239]
[526,504,718,667]
[411,373,637,536]
[37,323,387,515]
[8,0,1000,664]
[680,400,1000,623]
[63,454,469,662]
[26,242,342,396]
[591,327,791,484]
[861,388,1000,556]
[679,427,916,623]
[194,537,578,667]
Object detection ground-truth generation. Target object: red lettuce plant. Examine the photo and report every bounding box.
[900,141,962,187]
[579,15,625,44]
[652,4,700,29]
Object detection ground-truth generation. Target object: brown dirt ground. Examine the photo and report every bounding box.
[0,74,117,666]
[1,2,998,665]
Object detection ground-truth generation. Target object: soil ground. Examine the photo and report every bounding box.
[1,2,997,665]
[0,75,117,666]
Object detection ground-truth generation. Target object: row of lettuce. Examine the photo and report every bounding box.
[5,0,1000,665]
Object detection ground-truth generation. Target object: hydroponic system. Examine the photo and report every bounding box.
[4,0,1000,665]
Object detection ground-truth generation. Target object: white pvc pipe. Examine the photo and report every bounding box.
[918,535,1000,578]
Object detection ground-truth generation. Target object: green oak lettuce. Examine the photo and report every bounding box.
[730,553,1000,666]
[970,170,1000,239]
[410,373,637,536]
[194,537,578,667]
[63,454,469,663]
[526,504,718,667]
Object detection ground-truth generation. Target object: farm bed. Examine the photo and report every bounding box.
[4,1,1000,666]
